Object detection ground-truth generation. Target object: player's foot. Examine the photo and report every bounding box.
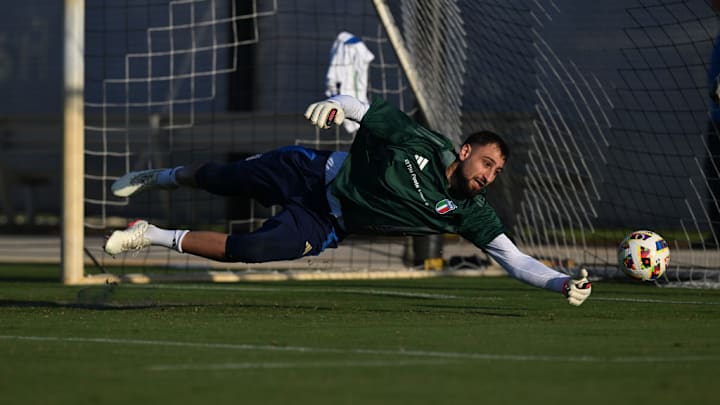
[104,220,151,255]
[111,169,177,197]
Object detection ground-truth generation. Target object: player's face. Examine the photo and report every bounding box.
[452,143,505,198]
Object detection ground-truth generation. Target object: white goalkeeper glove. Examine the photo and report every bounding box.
[304,100,345,129]
[562,268,592,306]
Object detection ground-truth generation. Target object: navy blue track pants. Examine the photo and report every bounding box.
[195,146,343,263]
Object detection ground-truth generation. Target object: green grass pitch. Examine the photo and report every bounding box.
[1,264,719,405]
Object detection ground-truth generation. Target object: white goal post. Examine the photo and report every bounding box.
[62,0,85,284]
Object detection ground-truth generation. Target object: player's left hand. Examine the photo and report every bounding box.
[304,100,345,129]
[563,268,592,306]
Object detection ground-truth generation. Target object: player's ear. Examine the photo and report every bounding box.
[459,143,472,161]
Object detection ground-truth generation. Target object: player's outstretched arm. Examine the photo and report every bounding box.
[304,95,369,129]
[484,233,592,306]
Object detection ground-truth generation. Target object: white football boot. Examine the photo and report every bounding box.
[104,220,151,255]
[111,169,177,197]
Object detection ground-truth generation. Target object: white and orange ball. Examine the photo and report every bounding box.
[617,230,670,281]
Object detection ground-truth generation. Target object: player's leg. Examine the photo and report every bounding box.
[110,162,219,198]
[103,219,232,261]
[104,205,343,262]
[110,167,185,197]
[104,219,189,256]
[192,146,329,207]
[111,146,328,206]
[222,205,342,262]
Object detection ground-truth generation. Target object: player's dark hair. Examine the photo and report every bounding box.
[462,130,510,160]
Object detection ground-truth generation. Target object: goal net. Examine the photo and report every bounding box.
[79,0,431,283]
[72,0,720,287]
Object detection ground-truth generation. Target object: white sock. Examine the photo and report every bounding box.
[156,166,183,187]
[145,224,189,253]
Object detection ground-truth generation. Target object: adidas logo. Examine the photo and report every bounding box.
[414,154,429,171]
[303,241,313,255]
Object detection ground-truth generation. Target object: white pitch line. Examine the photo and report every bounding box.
[148,359,453,371]
[2,335,719,364]
[126,284,720,306]
[126,284,474,300]
[592,297,720,305]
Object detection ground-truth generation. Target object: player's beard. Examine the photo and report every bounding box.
[450,160,481,199]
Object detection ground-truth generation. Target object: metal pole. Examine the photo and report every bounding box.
[372,0,437,131]
[62,0,85,284]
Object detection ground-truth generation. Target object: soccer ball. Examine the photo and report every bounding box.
[617,230,670,281]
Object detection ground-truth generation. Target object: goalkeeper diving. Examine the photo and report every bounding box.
[105,95,592,306]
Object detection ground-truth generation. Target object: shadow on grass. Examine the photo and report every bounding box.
[0,299,178,310]
[284,280,528,293]
[411,303,527,317]
[0,298,337,312]
[0,283,339,312]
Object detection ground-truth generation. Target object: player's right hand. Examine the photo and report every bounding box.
[304,100,345,129]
